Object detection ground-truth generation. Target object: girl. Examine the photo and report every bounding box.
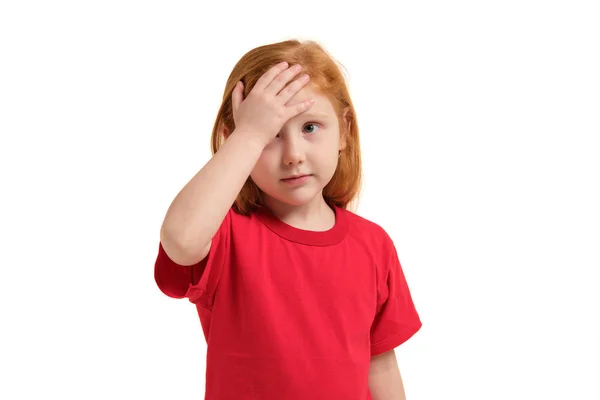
[154,39,422,399]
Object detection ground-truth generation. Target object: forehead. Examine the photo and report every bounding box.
[289,85,336,117]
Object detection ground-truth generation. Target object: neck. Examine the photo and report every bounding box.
[263,194,335,231]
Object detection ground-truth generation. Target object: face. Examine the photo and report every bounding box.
[249,86,346,209]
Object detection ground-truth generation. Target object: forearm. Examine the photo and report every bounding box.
[160,129,264,260]
[368,350,407,400]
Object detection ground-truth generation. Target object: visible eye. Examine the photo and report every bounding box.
[303,123,321,134]
[274,123,321,138]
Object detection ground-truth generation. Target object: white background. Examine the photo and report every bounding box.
[1,1,598,399]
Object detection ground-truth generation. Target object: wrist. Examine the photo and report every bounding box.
[231,128,269,153]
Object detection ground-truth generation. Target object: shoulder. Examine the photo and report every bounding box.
[209,207,258,241]
[339,207,396,254]
[224,207,258,226]
[341,207,393,240]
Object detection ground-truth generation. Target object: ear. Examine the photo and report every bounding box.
[339,107,351,151]
[222,125,230,138]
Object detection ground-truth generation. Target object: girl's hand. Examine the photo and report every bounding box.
[231,62,314,149]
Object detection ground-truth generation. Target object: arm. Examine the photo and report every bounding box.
[160,129,264,265]
[368,350,407,400]
[160,62,314,266]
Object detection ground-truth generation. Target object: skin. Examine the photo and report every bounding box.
[222,65,408,398]
[249,84,408,399]
[369,350,408,400]
[249,84,347,231]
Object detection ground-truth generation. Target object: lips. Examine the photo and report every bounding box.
[282,174,310,180]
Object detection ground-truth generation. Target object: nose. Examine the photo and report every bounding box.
[281,135,305,166]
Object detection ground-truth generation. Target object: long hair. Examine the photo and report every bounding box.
[210,39,362,216]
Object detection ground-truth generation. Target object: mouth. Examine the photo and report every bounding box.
[281,174,312,184]
[281,174,311,181]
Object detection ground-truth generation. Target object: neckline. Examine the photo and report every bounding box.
[254,204,349,246]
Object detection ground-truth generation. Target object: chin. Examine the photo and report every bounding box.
[278,193,317,206]
[263,188,322,207]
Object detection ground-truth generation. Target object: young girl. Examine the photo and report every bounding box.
[154,39,422,399]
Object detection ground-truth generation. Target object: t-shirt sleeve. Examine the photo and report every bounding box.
[153,208,232,309]
[370,240,422,356]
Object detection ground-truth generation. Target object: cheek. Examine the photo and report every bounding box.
[250,154,275,181]
[313,149,338,169]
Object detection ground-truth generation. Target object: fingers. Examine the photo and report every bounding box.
[263,63,304,96]
[276,72,310,105]
[231,81,242,118]
[242,62,308,106]
[284,98,315,120]
[230,62,312,134]
[253,61,290,92]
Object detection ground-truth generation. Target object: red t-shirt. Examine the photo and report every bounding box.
[155,205,422,399]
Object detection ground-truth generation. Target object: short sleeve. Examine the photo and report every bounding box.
[154,208,233,309]
[370,241,422,356]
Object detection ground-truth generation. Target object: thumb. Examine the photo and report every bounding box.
[232,81,242,109]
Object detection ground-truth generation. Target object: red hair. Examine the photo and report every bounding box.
[209,39,362,215]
